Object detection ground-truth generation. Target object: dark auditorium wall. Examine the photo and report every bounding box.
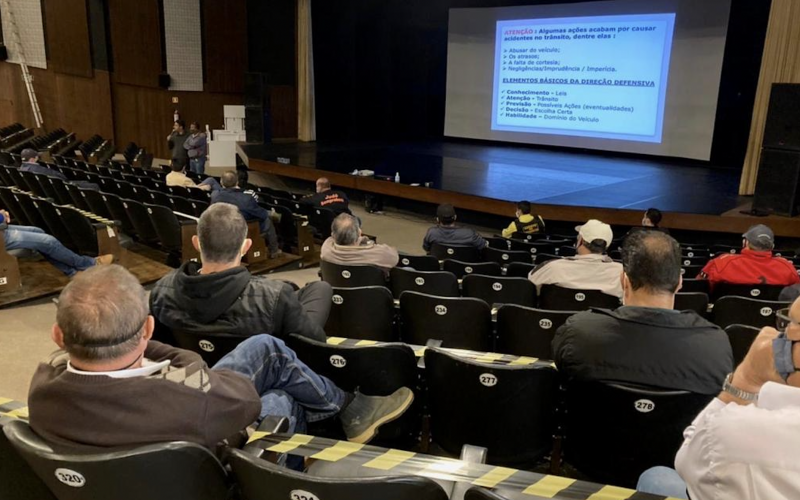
[311,0,772,169]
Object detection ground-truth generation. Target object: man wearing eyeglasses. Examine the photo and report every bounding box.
[638,299,800,499]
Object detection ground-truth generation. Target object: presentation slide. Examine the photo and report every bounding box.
[492,14,675,143]
[444,0,731,161]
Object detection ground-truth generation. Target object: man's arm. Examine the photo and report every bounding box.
[273,283,327,342]
[473,231,487,249]
[241,197,269,222]
[422,229,433,252]
[501,221,517,239]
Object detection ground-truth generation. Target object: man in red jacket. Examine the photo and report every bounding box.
[699,224,799,290]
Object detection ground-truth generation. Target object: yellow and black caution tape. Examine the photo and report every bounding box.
[0,398,28,425]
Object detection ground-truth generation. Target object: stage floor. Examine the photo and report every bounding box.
[242,140,744,216]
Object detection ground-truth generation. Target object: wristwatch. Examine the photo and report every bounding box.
[723,373,758,402]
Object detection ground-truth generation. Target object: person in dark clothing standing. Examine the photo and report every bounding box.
[422,204,487,253]
[167,120,190,165]
[552,230,732,394]
[303,177,352,216]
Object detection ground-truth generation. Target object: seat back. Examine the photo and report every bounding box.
[563,381,713,487]
[286,334,419,443]
[442,259,501,279]
[122,198,160,243]
[507,240,555,256]
[538,284,620,311]
[320,260,387,288]
[101,192,137,236]
[504,261,535,278]
[482,247,532,266]
[725,324,761,365]
[425,348,557,465]
[229,449,448,500]
[55,206,106,257]
[13,192,51,232]
[399,292,492,350]
[462,274,536,307]
[63,182,92,211]
[326,286,396,341]
[0,420,56,500]
[429,243,481,262]
[390,267,459,298]
[397,253,440,271]
[171,330,250,366]
[145,204,185,255]
[307,206,336,240]
[79,189,113,219]
[35,200,79,251]
[680,278,709,295]
[673,292,709,316]
[3,420,231,500]
[711,282,787,302]
[495,305,577,358]
[680,264,704,278]
[712,296,790,329]
[47,178,75,206]
[0,186,31,225]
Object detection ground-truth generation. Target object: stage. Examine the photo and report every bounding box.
[240,140,800,238]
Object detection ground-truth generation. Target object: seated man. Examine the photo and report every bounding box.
[321,213,399,273]
[211,171,279,258]
[303,177,352,216]
[699,224,799,290]
[529,219,623,298]
[29,265,413,449]
[1,209,113,276]
[20,148,98,190]
[552,230,732,394]
[501,200,545,238]
[638,298,800,499]
[625,207,670,238]
[422,204,487,253]
[165,160,220,192]
[150,203,328,342]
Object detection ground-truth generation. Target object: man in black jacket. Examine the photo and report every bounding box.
[552,230,732,394]
[150,203,330,342]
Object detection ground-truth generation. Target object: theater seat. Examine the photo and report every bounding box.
[495,305,577,358]
[724,324,760,365]
[320,260,387,288]
[503,261,535,278]
[538,284,620,311]
[712,296,790,329]
[3,420,231,500]
[399,291,492,350]
[680,278,710,295]
[171,330,250,366]
[0,420,55,500]
[507,240,555,256]
[397,253,440,271]
[711,282,786,302]
[326,286,396,341]
[442,259,501,279]
[429,243,481,262]
[482,247,532,266]
[389,267,459,298]
[461,274,536,308]
[673,292,709,316]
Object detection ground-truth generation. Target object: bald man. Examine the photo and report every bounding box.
[303,177,351,216]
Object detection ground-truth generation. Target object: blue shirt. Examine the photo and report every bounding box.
[211,188,270,233]
[20,162,67,181]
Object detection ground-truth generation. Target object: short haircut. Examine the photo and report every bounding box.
[622,230,681,295]
[221,170,238,188]
[57,265,148,361]
[331,213,360,245]
[198,203,248,263]
[582,239,608,254]
[517,201,531,215]
[175,119,186,129]
[190,121,200,129]
[645,208,663,226]
[317,177,331,190]
[170,162,184,172]
[748,235,774,251]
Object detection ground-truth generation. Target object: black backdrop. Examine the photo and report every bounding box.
[310,0,771,168]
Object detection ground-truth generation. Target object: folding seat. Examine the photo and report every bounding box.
[680,255,708,268]
[485,236,510,250]
[20,172,49,198]
[187,187,211,202]
[13,192,50,233]
[725,324,760,365]
[36,175,63,201]
[262,202,295,247]
[442,259,501,279]
[320,260,387,288]
[101,192,139,237]
[147,189,175,209]
[145,203,200,266]
[504,261,535,278]
[8,168,34,192]
[397,253,440,271]
[425,348,558,466]
[775,249,796,258]
[35,200,79,251]
[45,177,74,205]
[507,239,555,256]
[495,305,577,358]
[674,292,709,316]
[114,179,139,200]
[62,182,93,211]
[57,206,118,258]
[561,381,713,487]
[307,206,336,240]
[399,291,492,350]
[429,242,481,262]
[166,184,192,198]
[325,286,396,341]
[173,196,207,217]
[711,282,786,302]
[680,278,710,295]
[171,329,251,366]
[389,267,459,298]
[712,296,790,329]
[680,244,711,258]
[0,165,14,186]
[538,284,620,311]
[122,198,160,245]
[532,252,561,265]
[0,420,55,500]
[462,274,536,308]
[0,186,31,226]
[482,247,532,266]
[508,231,547,242]
[712,244,740,255]
[286,334,419,443]
[80,188,114,219]
[556,245,577,257]
[3,420,231,500]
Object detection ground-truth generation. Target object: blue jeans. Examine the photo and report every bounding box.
[199,177,221,192]
[212,335,346,434]
[637,467,688,499]
[4,225,96,276]
[190,157,206,175]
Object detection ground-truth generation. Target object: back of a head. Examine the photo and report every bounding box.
[221,170,238,189]
[437,203,457,226]
[645,208,663,226]
[517,201,531,215]
[622,230,681,295]
[317,177,331,191]
[331,213,360,245]
[170,162,184,173]
[198,203,248,263]
[57,265,149,362]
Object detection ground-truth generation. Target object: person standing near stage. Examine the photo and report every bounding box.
[303,177,352,216]
[184,122,208,175]
[167,120,190,166]
[502,200,545,239]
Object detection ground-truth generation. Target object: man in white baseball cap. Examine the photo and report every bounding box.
[528,219,623,299]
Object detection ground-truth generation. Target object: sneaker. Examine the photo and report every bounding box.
[95,254,114,266]
[340,387,414,444]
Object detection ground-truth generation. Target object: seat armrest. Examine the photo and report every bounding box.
[450,445,489,500]
[241,416,292,461]
[418,339,443,369]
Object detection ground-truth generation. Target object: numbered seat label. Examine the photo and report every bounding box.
[329,355,347,368]
[760,307,773,317]
[291,490,320,500]
[492,282,503,291]
[435,305,447,315]
[332,295,344,305]
[415,277,425,286]
[199,340,215,352]
[539,318,553,329]
[55,468,86,488]
[574,293,586,302]
[480,373,498,387]
[750,289,761,297]
[634,399,655,413]
[342,270,351,279]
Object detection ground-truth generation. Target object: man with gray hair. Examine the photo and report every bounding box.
[320,213,399,273]
[29,265,414,449]
[150,203,330,342]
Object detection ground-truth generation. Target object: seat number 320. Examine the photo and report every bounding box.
[291,490,320,500]
[55,468,86,487]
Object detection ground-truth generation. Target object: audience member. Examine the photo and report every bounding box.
[699,224,799,290]
[501,201,545,238]
[321,213,399,273]
[166,162,220,191]
[237,169,261,201]
[150,203,327,342]
[528,219,623,298]
[0,208,113,276]
[422,204,487,253]
[211,171,280,258]
[552,230,732,394]
[20,148,98,190]
[303,177,352,216]
[184,122,208,175]
[637,298,800,499]
[28,265,414,450]
[626,208,670,238]
[167,120,190,165]
[780,283,800,303]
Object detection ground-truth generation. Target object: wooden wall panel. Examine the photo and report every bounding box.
[204,0,247,93]
[270,85,297,139]
[43,0,93,77]
[108,0,162,87]
[0,63,35,128]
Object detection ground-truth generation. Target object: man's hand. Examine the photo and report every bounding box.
[730,325,800,394]
[198,184,212,191]
[1,210,9,224]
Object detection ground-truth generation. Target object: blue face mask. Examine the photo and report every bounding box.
[773,332,799,381]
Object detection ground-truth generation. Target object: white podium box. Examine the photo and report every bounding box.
[223,105,246,132]
[209,129,246,168]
